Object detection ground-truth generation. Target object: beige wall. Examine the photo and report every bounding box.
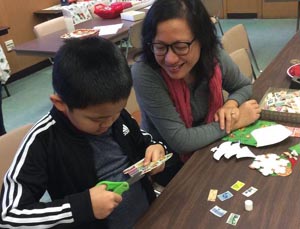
[223,0,298,18]
[0,0,60,77]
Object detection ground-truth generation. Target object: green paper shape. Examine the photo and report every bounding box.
[222,120,277,146]
[289,144,300,155]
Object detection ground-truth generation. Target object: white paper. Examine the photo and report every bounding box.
[94,23,123,36]
[212,141,232,160]
[251,124,292,147]
[236,146,256,159]
[211,141,255,161]
[224,142,239,159]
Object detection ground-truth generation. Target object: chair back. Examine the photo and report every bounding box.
[33,16,66,38]
[125,88,141,125]
[221,24,260,77]
[201,0,222,18]
[128,20,143,49]
[0,124,33,192]
[125,20,143,65]
[229,48,254,81]
[221,24,250,54]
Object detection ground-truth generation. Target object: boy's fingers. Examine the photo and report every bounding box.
[143,151,152,165]
[98,184,107,190]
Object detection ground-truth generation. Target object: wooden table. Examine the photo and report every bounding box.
[135,32,300,228]
[13,17,138,57]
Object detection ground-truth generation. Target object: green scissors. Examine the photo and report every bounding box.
[96,172,144,195]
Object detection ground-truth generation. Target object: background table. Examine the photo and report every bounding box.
[135,32,300,228]
[13,17,138,57]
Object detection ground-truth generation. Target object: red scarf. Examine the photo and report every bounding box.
[161,64,223,163]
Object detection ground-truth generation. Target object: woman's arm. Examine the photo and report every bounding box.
[132,63,227,154]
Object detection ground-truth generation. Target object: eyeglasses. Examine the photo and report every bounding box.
[149,38,196,56]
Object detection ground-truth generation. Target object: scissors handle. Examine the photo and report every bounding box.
[96,181,129,195]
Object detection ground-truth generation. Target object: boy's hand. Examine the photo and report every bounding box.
[143,144,166,175]
[89,185,122,219]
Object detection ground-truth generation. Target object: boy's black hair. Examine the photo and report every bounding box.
[52,37,132,109]
[141,0,220,82]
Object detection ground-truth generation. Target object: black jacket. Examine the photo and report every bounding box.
[0,107,166,228]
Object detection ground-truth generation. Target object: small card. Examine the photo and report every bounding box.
[231,180,245,191]
[123,153,173,177]
[226,213,240,226]
[242,186,258,197]
[210,205,227,217]
[207,189,218,202]
[217,191,233,201]
[286,126,300,137]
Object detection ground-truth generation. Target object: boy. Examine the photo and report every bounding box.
[0,37,167,228]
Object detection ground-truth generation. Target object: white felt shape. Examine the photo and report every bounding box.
[249,153,290,176]
[213,141,232,160]
[251,124,292,147]
[236,146,256,159]
[210,146,218,152]
[224,142,240,159]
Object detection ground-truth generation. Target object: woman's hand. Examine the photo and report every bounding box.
[231,99,261,131]
[143,144,166,175]
[214,100,239,133]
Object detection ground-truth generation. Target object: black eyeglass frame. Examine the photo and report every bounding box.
[149,38,196,56]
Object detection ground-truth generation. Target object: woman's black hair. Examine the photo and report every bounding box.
[141,0,220,81]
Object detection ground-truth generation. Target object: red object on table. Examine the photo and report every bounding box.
[110,2,132,9]
[94,2,132,19]
[289,64,300,77]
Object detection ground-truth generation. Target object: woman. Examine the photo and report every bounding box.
[131,0,261,185]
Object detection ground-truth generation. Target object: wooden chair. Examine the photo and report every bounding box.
[33,17,67,64]
[125,88,141,125]
[123,20,143,66]
[221,24,262,74]
[201,0,224,35]
[0,124,33,192]
[229,48,256,81]
[223,48,255,100]
[33,16,66,37]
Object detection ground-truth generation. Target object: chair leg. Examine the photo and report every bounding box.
[249,43,262,73]
[118,38,130,58]
[48,57,54,65]
[2,84,10,97]
[251,64,257,81]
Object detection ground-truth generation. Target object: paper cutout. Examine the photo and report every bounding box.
[224,142,240,159]
[207,189,218,202]
[211,141,232,160]
[251,124,292,147]
[289,144,300,155]
[249,153,292,176]
[231,181,245,191]
[94,23,123,36]
[242,186,258,197]
[211,141,256,161]
[285,126,300,137]
[222,120,276,146]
